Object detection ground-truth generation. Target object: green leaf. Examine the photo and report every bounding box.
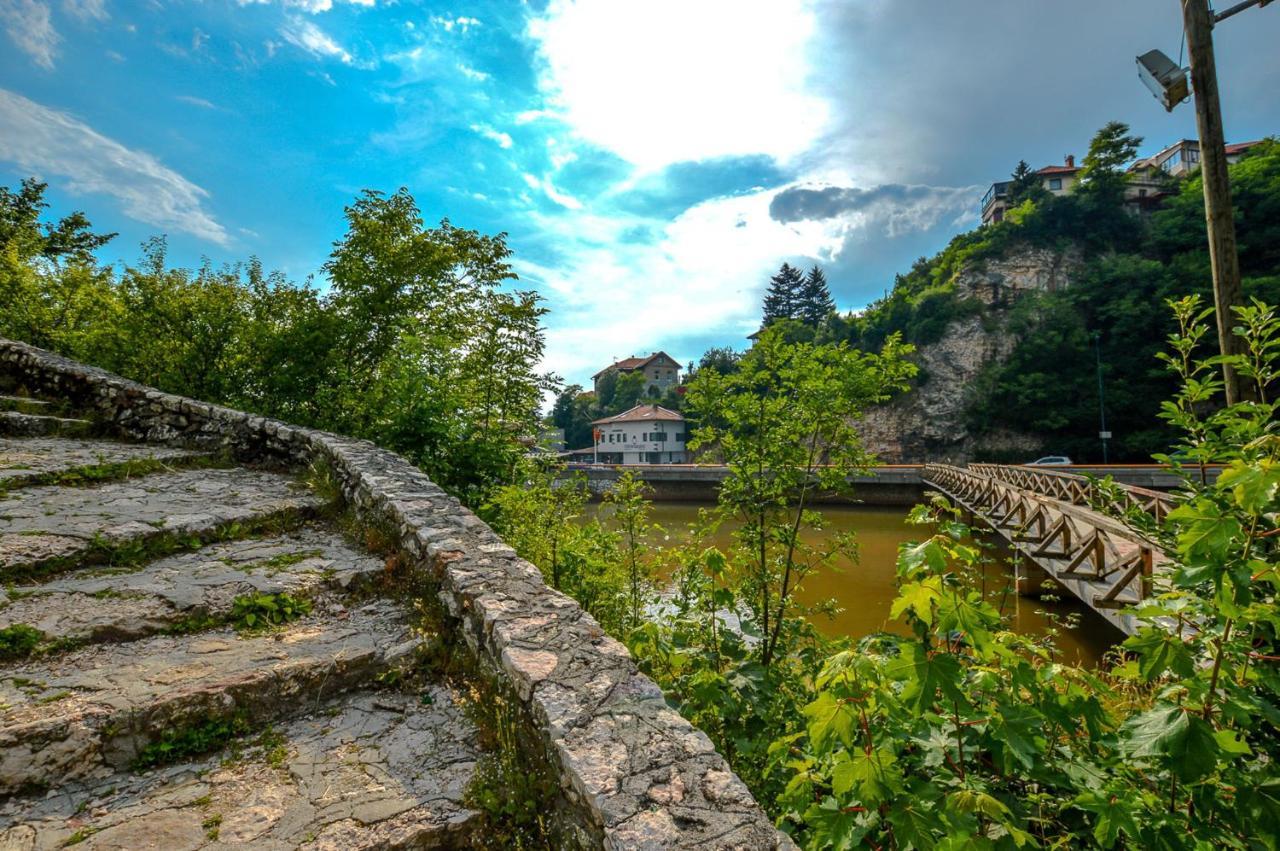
[1168,499,1242,565]
[1216,459,1280,513]
[831,748,903,807]
[887,644,964,713]
[891,577,944,625]
[805,691,857,752]
[1122,705,1219,780]
[1122,628,1195,682]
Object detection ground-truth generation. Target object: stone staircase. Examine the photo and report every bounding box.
[0,393,482,849]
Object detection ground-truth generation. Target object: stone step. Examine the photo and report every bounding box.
[0,437,209,490]
[0,601,422,796]
[0,396,53,416]
[0,689,480,850]
[0,412,93,440]
[0,468,322,579]
[0,527,386,651]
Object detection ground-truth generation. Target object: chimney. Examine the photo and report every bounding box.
[1066,154,1075,168]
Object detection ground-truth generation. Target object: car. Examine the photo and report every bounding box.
[1027,455,1073,466]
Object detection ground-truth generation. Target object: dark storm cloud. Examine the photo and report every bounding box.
[769,183,975,224]
[805,0,1279,185]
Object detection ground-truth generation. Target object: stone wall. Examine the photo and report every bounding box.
[0,338,787,851]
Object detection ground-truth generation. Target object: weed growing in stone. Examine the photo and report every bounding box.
[231,592,311,632]
[132,712,254,770]
[0,624,43,661]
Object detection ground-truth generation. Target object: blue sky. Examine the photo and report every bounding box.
[2,0,1278,387]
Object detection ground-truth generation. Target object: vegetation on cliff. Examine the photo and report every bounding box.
[808,128,1280,461]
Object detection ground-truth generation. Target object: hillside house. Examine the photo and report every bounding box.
[980,155,1081,225]
[589,404,688,465]
[980,139,1264,225]
[592,352,682,396]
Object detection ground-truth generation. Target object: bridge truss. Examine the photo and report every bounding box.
[922,464,1174,636]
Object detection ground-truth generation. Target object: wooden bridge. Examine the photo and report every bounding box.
[922,464,1177,636]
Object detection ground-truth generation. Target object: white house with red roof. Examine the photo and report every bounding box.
[981,155,1081,225]
[591,352,682,396]
[589,404,688,465]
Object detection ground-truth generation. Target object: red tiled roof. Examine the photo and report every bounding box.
[591,404,685,425]
[1037,164,1080,175]
[591,351,681,379]
[1224,140,1262,155]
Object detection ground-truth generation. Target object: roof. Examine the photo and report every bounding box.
[591,404,685,425]
[591,351,681,379]
[1225,140,1262,155]
[1037,164,1080,175]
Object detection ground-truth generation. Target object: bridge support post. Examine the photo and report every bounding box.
[1014,553,1053,598]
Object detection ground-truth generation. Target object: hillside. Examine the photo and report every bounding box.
[832,134,1280,463]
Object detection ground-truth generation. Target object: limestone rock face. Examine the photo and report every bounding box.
[859,244,1084,463]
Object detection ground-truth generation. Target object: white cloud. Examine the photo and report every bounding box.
[456,63,489,82]
[523,178,978,384]
[471,123,513,149]
[175,94,218,110]
[236,0,375,12]
[522,173,582,210]
[527,0,828,170]
[0,88,229,245]
[1,0,60,69]
[280,17,351,64]
[62,0,106,21]
[430,15,479,33]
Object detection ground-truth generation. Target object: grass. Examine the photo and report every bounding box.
[0,454,232,492]
[232,548,323,576]
[0,624,43,661]
[9,507,315,583]
[131,712,254,770]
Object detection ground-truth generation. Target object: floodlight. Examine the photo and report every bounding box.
[1137,49,1191,111]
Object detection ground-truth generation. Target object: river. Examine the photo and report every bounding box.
[589,501,1123,666]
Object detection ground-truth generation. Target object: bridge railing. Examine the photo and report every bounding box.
[922,464,1172,634]
[969,463,1177,525]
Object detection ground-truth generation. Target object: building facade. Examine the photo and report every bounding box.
[591,352,682,396]
[589,404,688,465]
[980,156,1081,225]
[980,140,1262,225]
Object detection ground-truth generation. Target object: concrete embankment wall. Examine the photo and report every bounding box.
[565,463,1190,506]
[0,338,787,851]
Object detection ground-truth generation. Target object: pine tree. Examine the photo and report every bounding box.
[797,265,835,326]
[761,262,805,326]
[1008,159,1043,205]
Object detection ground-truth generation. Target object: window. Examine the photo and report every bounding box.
[1048,178,1062,191]
[1187,148,1200,163]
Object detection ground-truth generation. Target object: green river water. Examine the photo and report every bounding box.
[590,501,1123,666]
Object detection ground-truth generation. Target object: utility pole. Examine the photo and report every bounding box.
[1094,332,1110,464]
[1181,0,1249,404]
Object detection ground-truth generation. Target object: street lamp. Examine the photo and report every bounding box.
[1137,0,1273,405]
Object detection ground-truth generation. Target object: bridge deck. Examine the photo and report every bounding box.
[922,464,1174,636]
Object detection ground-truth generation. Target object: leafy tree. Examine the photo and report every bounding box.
[0,178,115,266]
[1077,120,1142,207]
[696,346,742,376]
[796,265,836,326]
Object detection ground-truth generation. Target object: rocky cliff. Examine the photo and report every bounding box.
[858,244,1084,463]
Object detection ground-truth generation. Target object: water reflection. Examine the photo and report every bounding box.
[587,501,1123,666]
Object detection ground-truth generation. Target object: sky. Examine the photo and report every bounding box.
[1,0,1278,388]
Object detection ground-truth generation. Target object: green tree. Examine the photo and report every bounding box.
[762,262,806,326]
[1008,159,1047,206]
[686,326,915,667]
[796,265,836,327]
[1077,120,1142,207]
